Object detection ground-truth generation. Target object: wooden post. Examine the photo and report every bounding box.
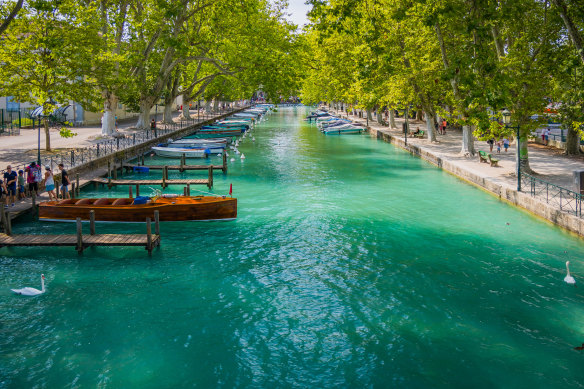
[208,166,213,189]
[56,179,60,198]
[129,186,133,198]
[162,167,167,189]
[107,159,111,178]
[71,183,76,199]
[113,159,118,180]
[76,174,80,196]
[136,185,140,196]
[222,151,227,174]
[141,154,144,166]
[0,207,7,234]
[186,183,190,196]
[89,210,96,235]
[31,192,37,216]
[5,211,11,236]
[183,187,187,196]
[154,210,160,236]
[76,217,83,254]
[180,154,185,172]
[146,217,152,255]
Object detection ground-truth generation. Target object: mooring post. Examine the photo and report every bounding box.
[31,192,37,216]
[183,187,187,196]
[186,183,190,196]
[71,183,76,199]
[76,174,80,196]
[162,166,167,189]
[107,160,111,179]
[222,152,227,174]
[208,166,213,189]
[141,154,144,166]
[89,210,96,235]
[5,211,11,236]
[180,154,185,172]
[113,159,118,180]
[56,179,60,198]
[154,210,160,236]
[76,217,83,254]
[146,217,152,255]
[129,186,133,198]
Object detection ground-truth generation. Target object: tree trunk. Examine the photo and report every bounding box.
[424,111,437,142]
[565,126,581,155]
[181,95,192,119]
[213,99,219,113]
[519,136,532,173]
[101,93,117,136]
[389,109,397,129]
[135,99,153,129]
[205,100,211,113]
[551,0,584,66]
[44,118,51,151]
[377,109,384,125]
[416,109,423,121]
[367,110,373,122]
[460,125,476,156]
[162,102,173,124]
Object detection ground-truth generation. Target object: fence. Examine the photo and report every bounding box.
[521,172,582,217]
[0,107,40,135]
[3,106,245,174]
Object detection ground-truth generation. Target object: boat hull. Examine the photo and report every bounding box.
[39,196,238,222]
[153,147,210,158]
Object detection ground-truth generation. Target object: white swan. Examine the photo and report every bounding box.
[565,261,576,285]
[241,153,246,159]
[12,274,45,296]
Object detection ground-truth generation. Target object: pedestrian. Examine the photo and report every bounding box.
[487,138,495,152]
[115,115,118,130]
[58,163,70,199]
[541,129,546,143]
[150,118,156,132]
[43,166,56,201]
[503,138,509,152]
[496,141,501,154]
[3,165,17,207]
[442,119,447,135]
[0,179,5,208]
[17,170,25,200]
[25,161,41,197]
[544,128,550,146]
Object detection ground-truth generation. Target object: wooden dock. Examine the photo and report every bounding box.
[124,152,228,173]
[91,177,211,190]
[0,210,161,254]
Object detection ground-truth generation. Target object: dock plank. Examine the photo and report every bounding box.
[124,164,224,171]
[0,233,159,251]
[91,178,209,186]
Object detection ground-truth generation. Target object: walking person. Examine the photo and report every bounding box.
[487,138,495,152]
[17,170,25,200]
[150,118,156,134]
[25,162,41,197]
[503,138,510,152]
[43,166,56,201]
[441,119,447,135]
[544,128,550,146]
[3,165,17,207]
[58,163,70,199]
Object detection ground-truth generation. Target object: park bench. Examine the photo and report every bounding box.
[478,150,489,163]
[488,153,499,167]
[411,130,425,138]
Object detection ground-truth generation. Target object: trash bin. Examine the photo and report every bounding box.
[573,170,584,194]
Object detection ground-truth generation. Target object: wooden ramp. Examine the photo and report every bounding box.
[91,177,211,189]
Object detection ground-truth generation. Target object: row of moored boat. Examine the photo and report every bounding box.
[305,109,366,135]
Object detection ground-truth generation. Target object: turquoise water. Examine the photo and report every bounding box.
[2,107,584,388]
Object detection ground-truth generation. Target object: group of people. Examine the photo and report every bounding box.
[487,138,511,153]
[0,162,70,208]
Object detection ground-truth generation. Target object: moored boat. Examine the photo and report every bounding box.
[152,146,210,158]
[39,195,238,222]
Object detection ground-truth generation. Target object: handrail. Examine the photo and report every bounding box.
[521,172,582,217]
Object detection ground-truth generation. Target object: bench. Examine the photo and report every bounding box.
[411,130,425,138]
[488,154,499,167]
[478,150,489,163]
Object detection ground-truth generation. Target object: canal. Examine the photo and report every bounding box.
[2,107,584,387]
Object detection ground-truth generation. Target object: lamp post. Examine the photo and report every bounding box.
[502,108,521,191]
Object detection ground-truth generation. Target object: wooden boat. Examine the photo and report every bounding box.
[183,134,236,141]
[39,195,237,222]
[322,124,366,134]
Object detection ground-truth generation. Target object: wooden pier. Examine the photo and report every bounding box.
[91,177,211,190]
[124,152,228,173]
[0,210,161,254]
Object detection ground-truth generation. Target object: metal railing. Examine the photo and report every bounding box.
[521,172,582,217]
[2,106,245,174]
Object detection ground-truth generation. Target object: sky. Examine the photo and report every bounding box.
[286,0,311,28]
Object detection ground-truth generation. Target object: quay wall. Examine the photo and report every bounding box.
[368,127,584,238]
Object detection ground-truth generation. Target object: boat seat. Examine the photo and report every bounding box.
[93,198,111,206]
[75,199,94,205]
[112,198,133,206]
[57,199,76,205]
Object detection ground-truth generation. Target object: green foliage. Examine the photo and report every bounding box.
[59,127,77,139]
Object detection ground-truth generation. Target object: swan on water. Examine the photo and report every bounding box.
[12,274,45,296]
[241,154,245,159]
[230,158,235,162]
[565,261,576,285]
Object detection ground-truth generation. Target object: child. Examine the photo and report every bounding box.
[0,179,5,208]
[503,138,509,152]
[496,141,501,154]
[17,170,25,200]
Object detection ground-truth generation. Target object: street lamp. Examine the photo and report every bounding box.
[502,108,521,191]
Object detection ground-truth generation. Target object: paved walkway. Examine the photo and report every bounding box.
[335,111,584,193]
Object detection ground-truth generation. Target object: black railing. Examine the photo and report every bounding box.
[3,106,246,174]
[521,172,582,217]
